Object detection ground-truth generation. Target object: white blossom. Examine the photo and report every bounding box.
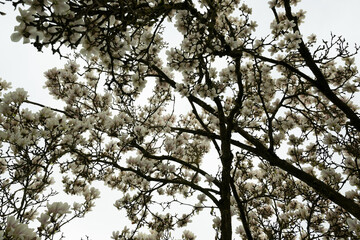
[3,216,39,240]
[347,218,360,236]
[49,0,70,14]
[47,202,71,216]
[182,230,196,240]
[212,216,221,229]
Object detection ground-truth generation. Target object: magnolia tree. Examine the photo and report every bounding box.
[1,0,360,239]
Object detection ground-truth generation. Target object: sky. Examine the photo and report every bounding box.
[1,0,360,239]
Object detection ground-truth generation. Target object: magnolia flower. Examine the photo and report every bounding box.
[307,34,317,43]
[37,213,50,226]
[323,133,336,146]
[268,0,276,8]
[228,38,243,50]
[347,218,360,236]
[345,190,358,199]
[111,231,120,240]
[182,230,196,240]
[325,118,341,131]
[0,78,11,91]
[164,137,176,153]
[0,158,7,174]
[134,125,147,138]
[73,202,82,211]
[212,216,221,229]
[47,202,71,216]
[50,0,70,14]
[235,225,245,236]
[10,26,25,42]
[83,187,101,201]
[197,194,207,203]
[205,174,215,183]
[11,20,43,43]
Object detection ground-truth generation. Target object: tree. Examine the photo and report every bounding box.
[1,0,360,239]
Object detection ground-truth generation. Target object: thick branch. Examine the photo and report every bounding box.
[230,179,253,240]
[282,0,360,132]
[233,125,360,220]
[132,141,222,189]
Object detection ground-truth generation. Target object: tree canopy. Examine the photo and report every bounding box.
[1,0,360,239]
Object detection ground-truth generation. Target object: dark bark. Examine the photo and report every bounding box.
[262,150,360,219]
[230,180,253,240]
[234,125,360,220]
[216,92,233,240]
[282,0,360,132]
[219,150,232,240]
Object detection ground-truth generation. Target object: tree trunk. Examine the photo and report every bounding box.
[219,145,233,240]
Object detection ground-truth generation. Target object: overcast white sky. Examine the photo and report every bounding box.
[1,1,360,239]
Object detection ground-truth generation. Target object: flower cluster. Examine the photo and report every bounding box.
[0,216,38,240]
